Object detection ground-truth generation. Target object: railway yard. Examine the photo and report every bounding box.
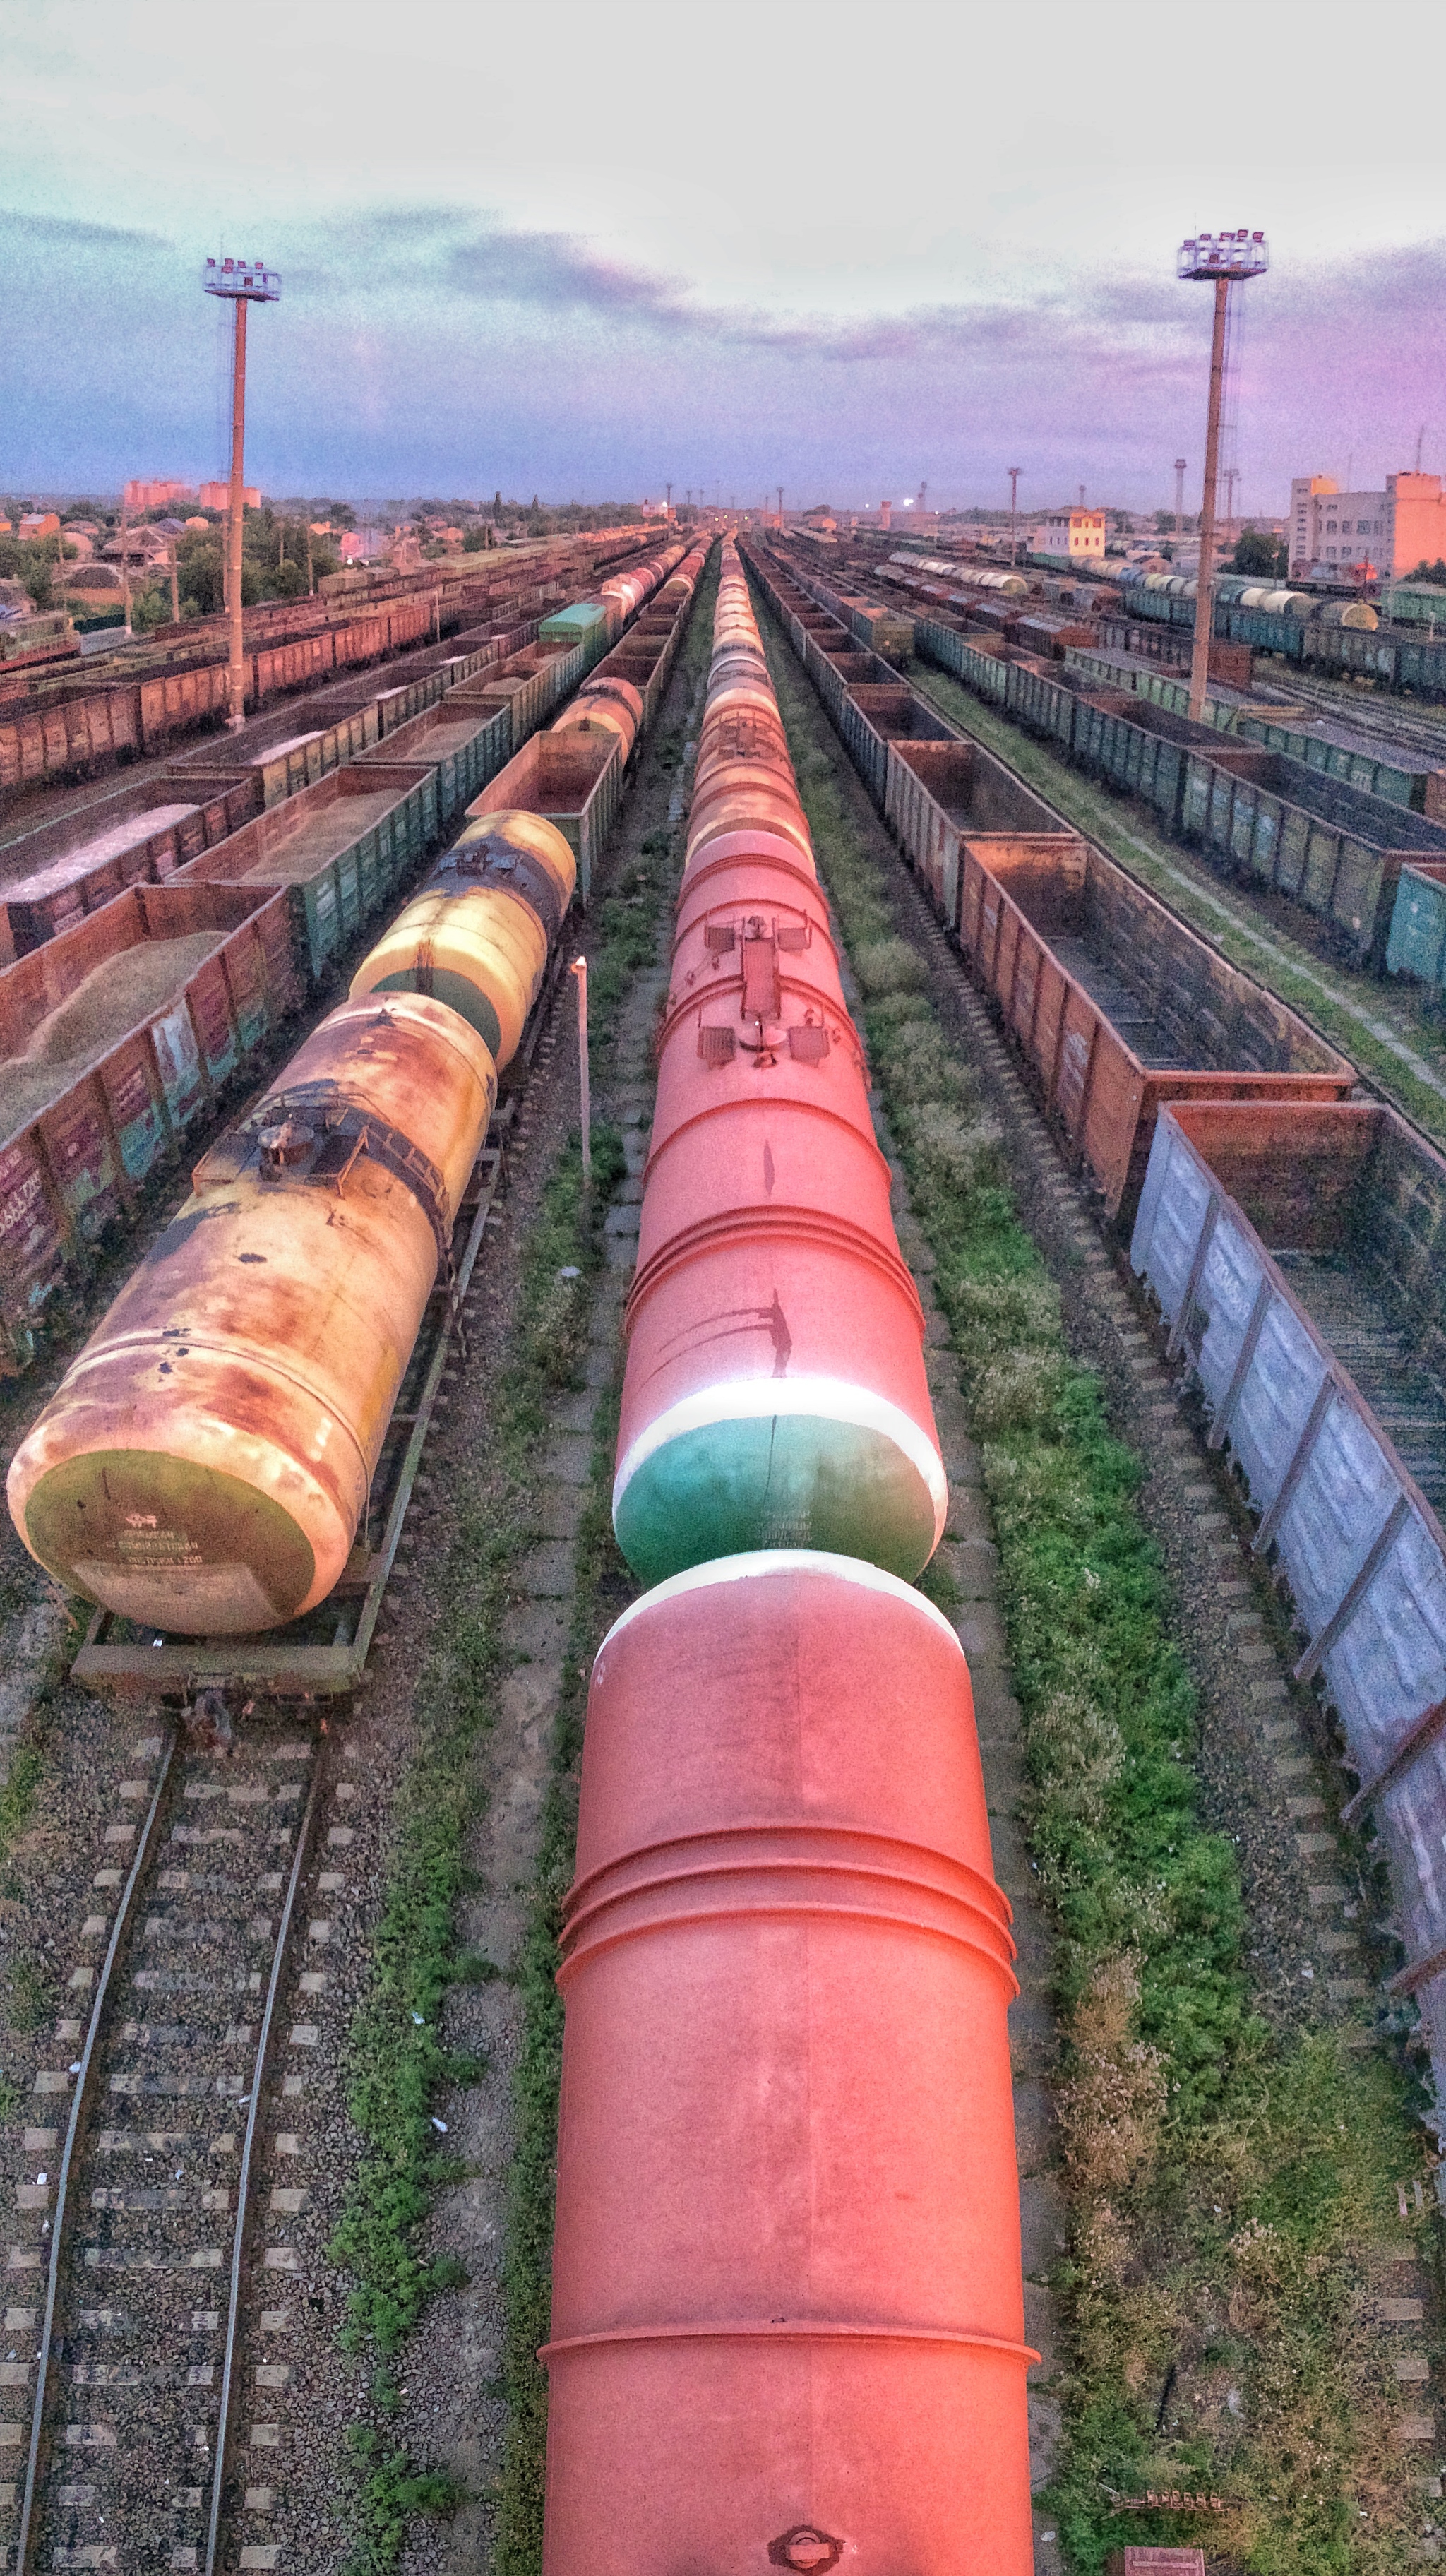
[0,524,1444,2576]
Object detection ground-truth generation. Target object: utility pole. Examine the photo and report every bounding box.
[169,539,179,625]
[1224,465,1238,549]
[1174,457,1186,539]
[306,520,314,596]
[1008,466,1020,566]
[777,485,784,527]
[569,958,592,1191]
[203,255,281,731]
[1178,229,1268,722]
[120,491,133,638]
[665,480,672,523]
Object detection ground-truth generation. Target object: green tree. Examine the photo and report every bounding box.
[0,532,67,609]
[1231,527,1288,578]
[1408,558,1446,588]
[176,535,224,616]
[130,584,171,634]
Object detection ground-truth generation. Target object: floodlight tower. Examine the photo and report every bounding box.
[1174,456,1187,539]
[1008,466,1020,566]
[1177,228,1267,720]
[203,254,281,731]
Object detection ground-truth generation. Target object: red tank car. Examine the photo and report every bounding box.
[612,547,945,1583]
[542,1549,1035,2576]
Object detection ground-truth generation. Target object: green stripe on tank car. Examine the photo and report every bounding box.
[613,1414,938,1587]
[368,970,503,1059]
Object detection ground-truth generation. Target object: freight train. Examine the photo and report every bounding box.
[0,526,657,795]
[541,544,1034,2574]
[784,533,1446,996]
[0,545,691,1366]
[872,528,1446,697]
[611,549,948,1583]
[5,547,706,1633]
[1109,560,1446,692]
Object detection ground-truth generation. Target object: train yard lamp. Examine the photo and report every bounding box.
[1174,456,1186,540]
[1178,229,1267,720]
[777,486,784,527]
[1008,466,1020,566]
[203,255,282,731]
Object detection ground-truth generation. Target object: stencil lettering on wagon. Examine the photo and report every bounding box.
[1056,1027,1091,1127]
[152,1001,201,1108]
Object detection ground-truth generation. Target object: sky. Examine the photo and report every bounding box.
[4,0,1446,517]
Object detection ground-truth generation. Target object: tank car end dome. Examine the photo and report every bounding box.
[611,1377,948,1587]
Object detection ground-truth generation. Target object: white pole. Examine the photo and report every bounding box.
[569,956,591,1191]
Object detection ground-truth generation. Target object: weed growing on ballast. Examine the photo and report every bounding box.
[328,1126,619,2576]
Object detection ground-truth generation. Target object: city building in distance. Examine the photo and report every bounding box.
[123,478,193,511]
[1033,505,1106,564]
[1290,470,1446,583]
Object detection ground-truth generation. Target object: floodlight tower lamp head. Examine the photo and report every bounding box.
[202,256,282,302]
[1176,230,1268,281]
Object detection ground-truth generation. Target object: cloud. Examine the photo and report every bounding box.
[299,201,1209,388]
[0,205,169,253]
[6,191,1446,507]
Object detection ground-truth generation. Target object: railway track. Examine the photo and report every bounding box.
[1249,660,1446,756]
[6,1719,330,2574]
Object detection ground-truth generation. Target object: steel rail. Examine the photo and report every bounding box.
[13,1725,180,2576]
[204,1737,325,2576]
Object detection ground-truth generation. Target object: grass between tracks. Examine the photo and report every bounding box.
[0,1627,95,2107]
[331,1122,624,2576]
[759,600,1441,2576]
[907,653,1446,1150]
[333,553,717,2576]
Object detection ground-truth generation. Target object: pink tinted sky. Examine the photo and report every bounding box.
[4,0,1445,514]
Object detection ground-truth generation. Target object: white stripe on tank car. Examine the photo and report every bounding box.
[595,1545,964,1659]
